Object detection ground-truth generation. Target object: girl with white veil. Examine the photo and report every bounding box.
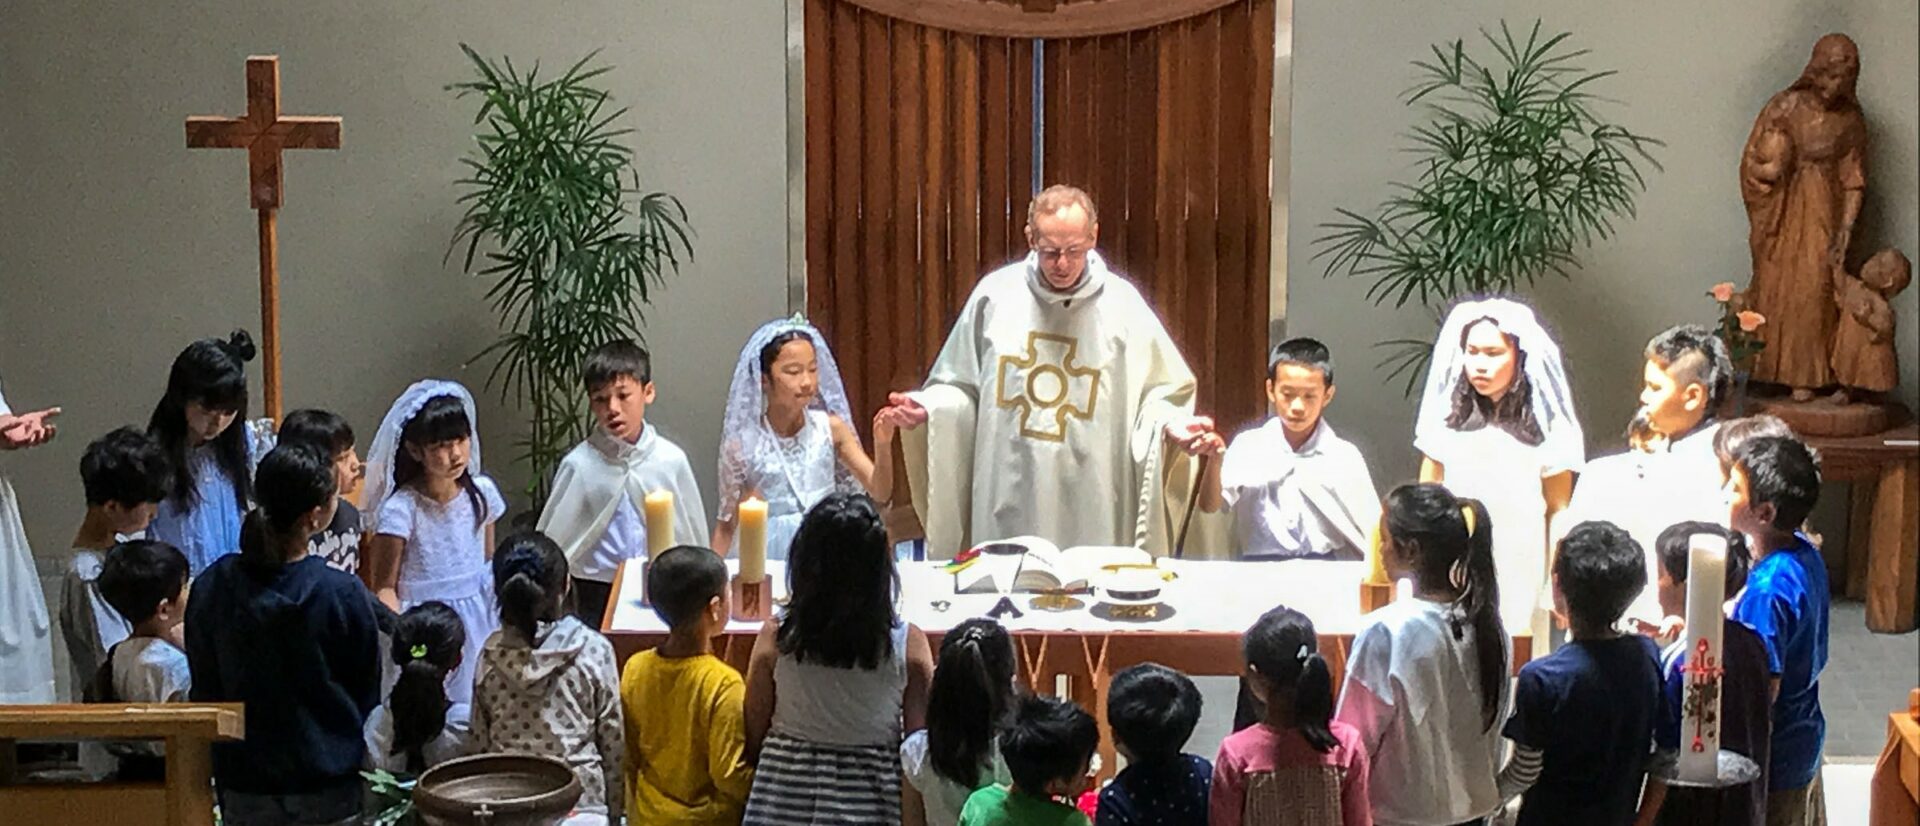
[713,317,880,562]
[1414,298,1583,648]
[363,380,505,705]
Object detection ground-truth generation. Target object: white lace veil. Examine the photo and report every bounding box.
[716,317,858,519]
[1414,297,1584,473]
[362,379,483,535]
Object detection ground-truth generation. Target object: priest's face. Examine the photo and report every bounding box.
[762,339,821,413]
[1460,320,1518,402]
[1267,364,1333,437]
[591,375,655,443]
[1028,205,1099,291]
[1639,358,1706,438]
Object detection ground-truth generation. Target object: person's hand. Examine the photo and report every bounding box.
[885,392,930,430]
[0,407,60,450]
[376,587,402,615]
[1630,615,1686,644]
[1164,416,1222,456]
[872,407,903,444]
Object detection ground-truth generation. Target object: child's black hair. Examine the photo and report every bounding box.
[584,339,653,393]
[1645,324,1734,414]
[647,545,728,629]
[758,329,814,377]
[1244,605,1337,752]
[1106,663,1202,763]
[395,394,485,529]
[1712,415,1793,473]
[778,493,899,669]
[1269,337,1334,386]
[493,531,570,642]
[278,408,356,458]
[928,618,1018,788]
[97,539,190,626]
[148,330,255,510]
[79,427,171,507]
[238,442,337,576]
[1732,435,1822,531]
[1383,483,1506,730]
[999,694,1099,797]
[1444,317,1545,446]
[1553,520,1647,632]
[387,601,465,775]
[1656,521,1753,596]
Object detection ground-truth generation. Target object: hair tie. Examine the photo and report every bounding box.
[409,644,429,661]
[500,546,544,582]
[1460,504,1477,538]
[1295,644,1311,662]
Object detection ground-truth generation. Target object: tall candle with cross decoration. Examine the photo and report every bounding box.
[1678,532,1728,783]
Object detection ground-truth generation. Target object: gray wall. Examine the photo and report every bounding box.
[4,0,1916,566]
[1288,0,1920,486]
[1,1,790,561]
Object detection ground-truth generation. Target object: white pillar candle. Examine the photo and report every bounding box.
[1678,533,1728,783]
[644,490,676,557]
[737,497,769,584]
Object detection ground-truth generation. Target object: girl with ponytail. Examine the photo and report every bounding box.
[148,329,268,576]
[184,443,380,824]
[471,531,624,821]
[1211,605,1370,826]
[364,601,471,775]
[1334,483,1510,826]
[902,618,1017,826]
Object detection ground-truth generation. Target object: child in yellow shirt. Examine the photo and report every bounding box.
[621,545,752,823]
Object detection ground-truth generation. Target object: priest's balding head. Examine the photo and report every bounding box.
[1026,185,1100,291]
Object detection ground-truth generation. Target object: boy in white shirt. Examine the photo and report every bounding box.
[1196,337,1381,561]
[91,539,192,780]
[63,427,170,699]
[537,340,708,626]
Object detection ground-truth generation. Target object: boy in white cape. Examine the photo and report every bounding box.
[538,340,708,627]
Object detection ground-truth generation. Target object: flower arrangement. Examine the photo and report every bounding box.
[1709,281,1766,369]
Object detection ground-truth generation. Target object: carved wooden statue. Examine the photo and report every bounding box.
[1831,249,1911,402]
[1739,33,1865,401]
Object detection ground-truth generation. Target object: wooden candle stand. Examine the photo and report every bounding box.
[1359,579,1395,614]
[731,576,773,622]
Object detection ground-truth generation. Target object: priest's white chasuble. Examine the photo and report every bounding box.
[903,252,1197,558]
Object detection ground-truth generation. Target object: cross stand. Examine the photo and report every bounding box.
[186,55,342,421]
[1651,749,1761,824]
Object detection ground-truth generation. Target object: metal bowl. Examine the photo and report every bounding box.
[413,753,584,826]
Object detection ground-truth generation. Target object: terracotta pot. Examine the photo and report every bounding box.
[413,754,583,826]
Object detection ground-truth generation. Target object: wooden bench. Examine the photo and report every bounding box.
[0,704,244,826]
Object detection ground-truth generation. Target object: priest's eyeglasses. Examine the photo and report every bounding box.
[1035,243,1092,261]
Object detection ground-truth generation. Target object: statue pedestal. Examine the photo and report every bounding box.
[1753,396,1900,438]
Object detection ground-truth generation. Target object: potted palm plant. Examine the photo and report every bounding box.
[1315,20,1662,393]
[449,44,694,508]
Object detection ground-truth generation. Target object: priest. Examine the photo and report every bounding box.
[880,185,1209,557]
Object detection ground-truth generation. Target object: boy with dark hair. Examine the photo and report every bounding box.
[1641,324,1733,444]
[1726,435,1829,826]
[620,545,751,823]
[62,427,171,700]
[278,409,365,575]
[92,539,192,703]
[1098,663,1210,826]
[538,339,708,625]
[961,695,1100,826]
[1196,337,1380,561]
[1634,521,1771,826]
[1498,520,1664,826]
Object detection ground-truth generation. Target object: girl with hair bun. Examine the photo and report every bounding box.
[147,329,269,576]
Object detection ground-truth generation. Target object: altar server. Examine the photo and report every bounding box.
[0,376,59,703]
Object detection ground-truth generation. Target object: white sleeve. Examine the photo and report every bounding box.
[477,475,508,524]
[376,493,415,539]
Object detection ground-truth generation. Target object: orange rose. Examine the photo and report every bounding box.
[1737,310,1765,332]
[1710,282,1736,302]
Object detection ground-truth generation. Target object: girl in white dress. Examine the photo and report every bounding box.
[364,380,504,705]
[713,318,880,561]
[1414,298,1583,650]
[0,378,59,704]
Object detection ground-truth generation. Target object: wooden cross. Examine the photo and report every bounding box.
[186,55,341,420]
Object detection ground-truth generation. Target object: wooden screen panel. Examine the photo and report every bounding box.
[804,0,1035,437]
[1042,0,1274,436]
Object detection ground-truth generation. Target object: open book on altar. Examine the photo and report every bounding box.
[949,536,1153,594]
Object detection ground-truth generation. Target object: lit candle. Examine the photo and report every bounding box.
[644,490,675,557]
[1678,532,1728,783]
[737,497,769,584]
[1365,522,1390,584]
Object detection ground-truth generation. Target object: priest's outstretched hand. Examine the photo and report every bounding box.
[880,392,931,430]
[1164,415,1224,456]
[0,406,60,450]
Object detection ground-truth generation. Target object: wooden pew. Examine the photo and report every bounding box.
[0,704,243,826]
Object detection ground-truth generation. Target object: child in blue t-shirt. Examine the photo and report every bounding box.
[1496,520,1664,826]
[1724,435,1828,825]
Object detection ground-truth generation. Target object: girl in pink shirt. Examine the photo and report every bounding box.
[1211,606,1371,826]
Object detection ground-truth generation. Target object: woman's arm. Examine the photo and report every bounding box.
[365,533,406,612]
[829,415,877,493]
[742,620,780,763]
[902,777,930,826]
[902,625,934,734]
[711,514,737,559]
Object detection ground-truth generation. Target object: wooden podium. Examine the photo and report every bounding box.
[0,704,244,826]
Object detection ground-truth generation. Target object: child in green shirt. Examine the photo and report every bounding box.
[960,695,1099,826]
